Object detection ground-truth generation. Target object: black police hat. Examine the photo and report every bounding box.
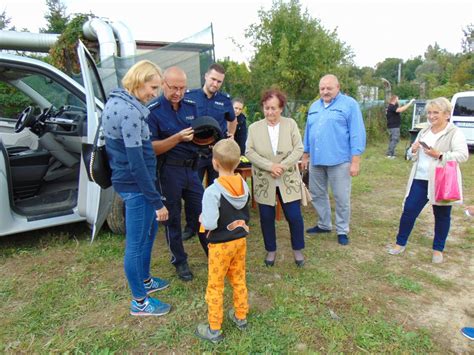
[191,116,223,146]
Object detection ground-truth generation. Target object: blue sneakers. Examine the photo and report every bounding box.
[144,277,170,295]
[337,234,350,245]
[130,297,171,316]
[461,327,474,340]
[306,226,331,234]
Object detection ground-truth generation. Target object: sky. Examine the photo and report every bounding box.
[2,0,473,68]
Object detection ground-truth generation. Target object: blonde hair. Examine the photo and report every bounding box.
[122,60,162,97]
[212,139,241,171]
[426,97,452,115]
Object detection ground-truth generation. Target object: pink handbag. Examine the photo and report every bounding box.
[434,160,461,202]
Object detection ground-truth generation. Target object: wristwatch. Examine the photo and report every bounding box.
[438,154,443,160]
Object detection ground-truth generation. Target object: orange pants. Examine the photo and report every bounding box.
[205,238,248,330]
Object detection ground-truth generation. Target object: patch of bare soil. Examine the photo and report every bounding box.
[382,207,473,353]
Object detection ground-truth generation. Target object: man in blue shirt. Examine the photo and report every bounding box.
[147,66,206,282]
[183,63,236,240]
[301,74,366,246]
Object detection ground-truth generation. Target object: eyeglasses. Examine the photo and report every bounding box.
[164,80,186,93]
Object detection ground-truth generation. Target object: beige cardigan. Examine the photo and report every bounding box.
[407,123,469,205]
[245,116,304,206]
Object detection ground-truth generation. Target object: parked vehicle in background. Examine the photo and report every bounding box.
[0,42,118,239]
[451,91,474,149]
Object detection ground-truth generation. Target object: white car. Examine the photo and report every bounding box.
[0,42,121,240]
[451,91,474,149]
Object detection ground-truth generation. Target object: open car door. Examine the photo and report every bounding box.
[77,40,114,241]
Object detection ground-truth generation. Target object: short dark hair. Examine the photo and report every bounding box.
[260,88,287,109]
[207,63,225,75]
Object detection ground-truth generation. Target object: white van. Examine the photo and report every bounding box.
[451,91,474,149]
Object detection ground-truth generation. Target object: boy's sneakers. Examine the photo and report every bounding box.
[228,309,247,330]
[195,324,223,344]
[130,297,171,316]
[144,277,170,294]
[461,327,474,340]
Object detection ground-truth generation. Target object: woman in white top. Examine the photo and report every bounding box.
[388,97,468,263]
[246,89,305,267]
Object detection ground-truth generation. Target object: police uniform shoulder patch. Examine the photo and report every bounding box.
[183,98,196,105]
[218,91,231,99]
[147,98,161,110]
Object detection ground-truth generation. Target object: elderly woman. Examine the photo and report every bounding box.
[103,60,170,316]
[388,97,468,263]
[246,89,305,267]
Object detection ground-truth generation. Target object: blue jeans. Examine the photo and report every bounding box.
[396,179,452,251]
[258,188,305,252]
[118,192,158,299]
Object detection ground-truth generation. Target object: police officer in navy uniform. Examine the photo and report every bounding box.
[183,63,236,240]
[147,66,206,282]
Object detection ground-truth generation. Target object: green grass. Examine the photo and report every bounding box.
[1,141,473,352]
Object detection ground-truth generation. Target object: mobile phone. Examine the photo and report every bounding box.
[419,141,431,149]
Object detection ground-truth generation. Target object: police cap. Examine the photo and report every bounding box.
[191,116,223,146]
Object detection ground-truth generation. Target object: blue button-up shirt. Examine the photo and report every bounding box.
[303,93,366,166]
[185,88,235,135]
[147,95,198,160]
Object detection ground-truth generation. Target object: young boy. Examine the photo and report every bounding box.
[195,139,250,344]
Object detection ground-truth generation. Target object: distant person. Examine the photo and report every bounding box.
[103,60,171,317]
[246,89,306,267]
[147,66,208,282]
[195,139,250,344]
[388,97,469,263]
[302,74,366,246]
[385,95,415,158]
[232,98,248,156]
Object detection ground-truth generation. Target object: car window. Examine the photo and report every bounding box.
[0,68,86,120]
[0,81,34,119]
[453,97,474,117]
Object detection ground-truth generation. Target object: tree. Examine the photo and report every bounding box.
[402,57,423,82]
[461,23,473,53]
[40,0,69,34]
[245,0,351,101]
[218,58,252,101]
[0,10,13,30]
[374,58,402,85]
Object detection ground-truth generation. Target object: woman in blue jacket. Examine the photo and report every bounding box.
[103,60,171,317]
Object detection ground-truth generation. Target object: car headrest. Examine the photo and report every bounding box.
[191,116,223,146]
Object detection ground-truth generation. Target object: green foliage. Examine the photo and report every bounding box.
[461,23,473,53]
[49,13,92,74]
[40,0,69,34]
[0,10,13,30]
[393,82,420,100]
[245,0,352,101]
[402,57,423,81]
[0,83,33,118]
[375,57,402,84]
[218,58,252,101]
[362,105,387,143]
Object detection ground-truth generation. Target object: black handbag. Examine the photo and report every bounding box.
[82,122,112,189]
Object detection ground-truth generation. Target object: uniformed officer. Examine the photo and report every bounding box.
[147,66,206,282]
[183,63,236,241]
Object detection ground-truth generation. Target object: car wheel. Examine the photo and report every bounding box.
[106,192,125,235]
